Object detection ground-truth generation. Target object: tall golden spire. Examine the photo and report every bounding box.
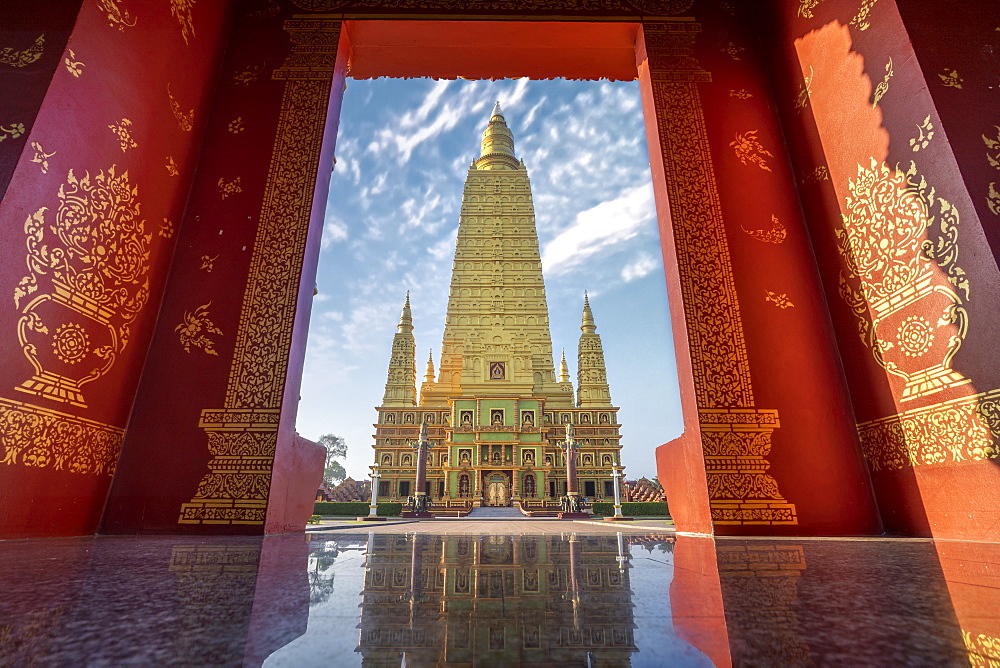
[559,348,570,383]
[420,104,572,407]
[381,292,417,406]
[577,293,613,407]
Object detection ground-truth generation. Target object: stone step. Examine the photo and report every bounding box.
[464,507,527,519]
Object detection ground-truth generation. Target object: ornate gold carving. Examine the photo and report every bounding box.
[794,65,813,110]
[181,19,341,525]
[1,34,44,68]
[850,0,879,31]
[909,115,934,152]
[52,322,90,364]
[988,182,1000,216]
[649,34,796,524]
[64,48,84,77]
[837,159,969,401]
[218,176,242,199]
[14,166,150,407]
[964,630,1000,668]
[108,118,137,153]
[228,117,245,134]
[729,89,752,100]
[160,218,175,239]
[802,165,829,183]
[720,42,745,61]
[234,63,264,86]
[730,130,773,172]
[871,57,893,108]
[176,303,223,355]
[292,0,694,13]
[742,215,786,244]
[0,123,25,142]
[96,0,137,30]
[29,142,55,174]
[170,0,196,45]
[165,155,179,176]
[168,84,194,132]
[200,254,218,272]
[858,388,1000,471]
[764,291,794,309]
[797,0,823,18]
[938,69,963,89]
[0,397,123,476]
[642,22,710,84]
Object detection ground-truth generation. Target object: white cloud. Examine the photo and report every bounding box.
[541,183,655,276]
[621,252,660,283]
[321,213,349,249]
[428,230,457,261]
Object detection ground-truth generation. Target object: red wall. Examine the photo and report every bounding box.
[0,1,233,538]
[763,0,1000,540]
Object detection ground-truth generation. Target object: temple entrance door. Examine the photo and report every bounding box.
[485,473,508,506]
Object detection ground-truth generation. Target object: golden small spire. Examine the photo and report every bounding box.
[581,291,596,334]
[398,291,413,332]
[424,349,435,383]
[559,348,570,383]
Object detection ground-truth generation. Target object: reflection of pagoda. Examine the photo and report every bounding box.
[372,104,625,510]
[357,533,640,665]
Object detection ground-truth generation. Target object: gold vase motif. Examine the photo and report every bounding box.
[13,166,150,408]
[837,159,969,401]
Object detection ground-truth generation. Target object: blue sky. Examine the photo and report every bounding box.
[296,78,682,480]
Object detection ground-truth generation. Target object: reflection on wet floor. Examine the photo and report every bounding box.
[1,531,998,666]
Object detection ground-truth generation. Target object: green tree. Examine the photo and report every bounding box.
[318,434,348,487]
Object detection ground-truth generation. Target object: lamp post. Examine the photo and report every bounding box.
[359,464,386,521]
[603,466,633,522]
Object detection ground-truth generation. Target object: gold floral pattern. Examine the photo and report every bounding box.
[1,34,44,68]
[64,48,84,77]
[96,0,137,30]
[720,41,745,60]
[108,118,137,153]
[938,69,963,89]
[988,182,1000,216]
[176,303,223,355]
[170,0,196,45]
[764,291,794,309]
[729,89,752,100]
[858,388,1000,471]
[165,156,179,176]
[794,65,813,110]
[218,176,242,199]
[797,0,823,18]
[802,165,829,183]
[871,57,893,108]
[0,397,124,476]
[742,215,786,244]
[28,142,55,174]
[0,122,25,142]
[167,84,194,132]
[14,165,150,407]
[199,254,218,272]
[896,316,934,357]
[730,130,773,172]
[964,630,1000,667]
[160,218,175,239]
[228,117,245,133]
[909,115,934,152]
[850,0,879,31]
[984,126,1000,170]
[837,159,969,400]
[233,63,264,85]
[52,322,90,364]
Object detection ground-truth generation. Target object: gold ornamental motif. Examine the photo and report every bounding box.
[0,34,44,68]
[179,18,341,526]
[176,302,223,355]
[0,397,124,476]
[0,123,25,142]
[730,130,773,172]
[871,57,893,109]
[938,69,963,89]
[797,0,823,18]
[909,115,934,152]
[794,65,813,110]
[764,291,794,309]
[858,388,1000,471]
[988,183,1000,216]
[964,630,1000,668]
[29,142,55,174]
[14,166,150,407]
[64,48,84,77]
[96,0,137,30]
[107,118,137,153]
[742,214,786,244]
[837,159,969,401]
[167,84,194,132]
[170,0,196,45]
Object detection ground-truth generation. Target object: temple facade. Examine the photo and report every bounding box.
[371,105,623,507]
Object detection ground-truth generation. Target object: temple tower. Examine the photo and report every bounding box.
[372,105,624,508]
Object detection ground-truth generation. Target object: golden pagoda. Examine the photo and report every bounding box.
[371,103,624,509]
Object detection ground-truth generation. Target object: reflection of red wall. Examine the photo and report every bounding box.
[0,2,232,538]
[765,0,1000,541]
[670,536,732,667]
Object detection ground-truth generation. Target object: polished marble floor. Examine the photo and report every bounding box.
[2,526,998,666]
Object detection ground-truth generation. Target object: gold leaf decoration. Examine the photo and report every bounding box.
[802,166,830,183]
[983,125,1000,171]
[909,115,935,152]
[165,156,179,176]
[176,302,223,355]
[764,291,794,309]
[742,215,786,244]
[96,0,137,30]
[29,141,55,174]
[729,89,752,100]
[160,218,175,238]
[850,0,879,31]
[0,34,44,68]
[987,182,1000,216]
[218,176,242,199]
[939,69,963,89]
[200,254,218,272]
[170,0,196,45]
[872,57,893,109]
[108,118,137,153]
[797,0,823,18]
[720,42,745,61]
[0,122,25,142]
[228,117,245,133]
[167,84,194,132]
[64,48,84,77]
[730,130,773,172]
[233,62,264,85]
[794,65,813,110]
